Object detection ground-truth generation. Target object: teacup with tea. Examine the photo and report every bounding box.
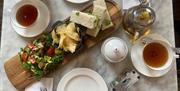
[10,0,50,37]
[141,38,178,70]
[11,0,40,29]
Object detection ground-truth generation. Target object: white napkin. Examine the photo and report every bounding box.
[25,78,53,91]
[122,0,140,10]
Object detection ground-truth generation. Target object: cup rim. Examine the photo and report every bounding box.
[142,40,174,71]
[11,0,40,29]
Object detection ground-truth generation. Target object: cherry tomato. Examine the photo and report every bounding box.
[27,43,35,49]
[21,52,28,62]
[47,47,55,56]
[29,57,36,64]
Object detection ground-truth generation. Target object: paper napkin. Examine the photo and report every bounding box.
[25,78,53,91]
[122,0,140,10]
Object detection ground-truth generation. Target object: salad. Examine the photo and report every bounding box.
[19,33,64,79]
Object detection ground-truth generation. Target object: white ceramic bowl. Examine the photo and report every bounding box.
[101,37,128,63]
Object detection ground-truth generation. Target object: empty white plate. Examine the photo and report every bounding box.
[66,0,89,4]
[57,68,108,91]
[131,34,173,77]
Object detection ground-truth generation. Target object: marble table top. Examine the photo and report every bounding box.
[0,0,177,91]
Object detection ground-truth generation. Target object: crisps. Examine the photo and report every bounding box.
[52,22,80,53]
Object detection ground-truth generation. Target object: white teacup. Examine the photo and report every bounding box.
[141,38,179,70]
[11,0,40,29]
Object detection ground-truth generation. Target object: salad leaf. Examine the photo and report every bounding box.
[34,55,42,63]
[31,65,43,79]
[43,63,56,71]
[38,62,45,69]
[42,33,53,47]
[44,56,52,63]
[19,32,65,79]
[55,49,64,55]
[22,61,31,70]
[52,55,63,64]
[24,47,31,55]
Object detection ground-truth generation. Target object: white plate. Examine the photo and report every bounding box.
[66,0,89,4]
[57,68,108,91]
[131,34,173,77]
[11,0,50,37]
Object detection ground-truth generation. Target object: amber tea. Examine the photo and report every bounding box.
[16,4,38,27]
[143,42,168,68]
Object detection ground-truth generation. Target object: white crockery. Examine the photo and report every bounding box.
[131,34,177,77]
[101,37,128,63]
[141,39,174,71]
[66,0,89,4]
[57,68,108,91]
[11,0,50,37]
[11,1,39,29]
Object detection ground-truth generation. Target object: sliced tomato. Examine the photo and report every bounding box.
[27,43,35,49]
[47,47,55,56]
[21,52,28,62]
[29,57,36,64]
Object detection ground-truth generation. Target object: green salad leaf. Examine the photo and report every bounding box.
[22,61,31,70]
[52,55,63,63]
[42,33,53,47]
[19,33,65,80]
[30,65,43,79]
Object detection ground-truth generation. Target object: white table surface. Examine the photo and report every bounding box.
[0,0,177,91]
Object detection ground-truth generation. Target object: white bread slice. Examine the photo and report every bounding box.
[86,5,106,37]
[94,0,113,30]
[70,11,98,29]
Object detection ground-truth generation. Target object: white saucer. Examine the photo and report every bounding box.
[131,34,173,77]
[11,0,50,37]
[66,0,89,4]
[57,68,108,91]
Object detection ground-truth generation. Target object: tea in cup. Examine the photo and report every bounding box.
[142,39,176,70]
[11,0,40,28]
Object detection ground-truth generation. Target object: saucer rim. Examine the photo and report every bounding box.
[130,33,173,77]
[66,0,89,4]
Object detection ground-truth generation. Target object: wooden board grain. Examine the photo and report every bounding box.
[4,55,36,90]
[4,0,122,90]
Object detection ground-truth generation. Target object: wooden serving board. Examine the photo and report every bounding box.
[4,0,122,90]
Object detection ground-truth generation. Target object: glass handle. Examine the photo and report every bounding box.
[133,32,139,42]
[139,0,150,6]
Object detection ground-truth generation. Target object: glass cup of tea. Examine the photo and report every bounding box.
[141,38,179,70]
[11,0,40,29]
